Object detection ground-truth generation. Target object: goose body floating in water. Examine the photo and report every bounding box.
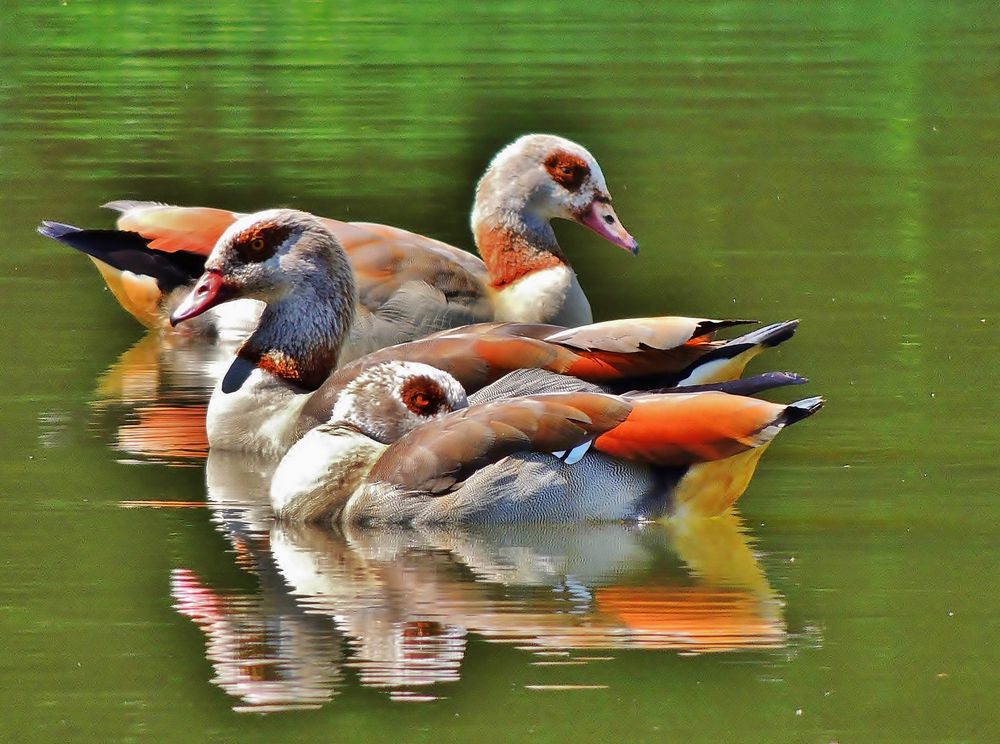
[38,134,637,340]
[270,360,823,525]
[159,209,808,460]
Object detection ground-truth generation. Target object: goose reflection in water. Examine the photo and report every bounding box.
[159,450,788,712]
[96,335,795,711]
[90,332,228,466]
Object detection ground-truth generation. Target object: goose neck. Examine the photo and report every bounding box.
[472,212,565,289]
[271,423,385,523]
[240,270,356,392]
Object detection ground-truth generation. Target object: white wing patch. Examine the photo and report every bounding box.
[551,440,593,465]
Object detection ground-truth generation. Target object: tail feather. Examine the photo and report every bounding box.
[689,318,757,340]
[727,319,799,349]
[599,320,802,393]
[37,221,204,292]
[37,220,82,241]
[636,371,809,397]
[674,320,800,386]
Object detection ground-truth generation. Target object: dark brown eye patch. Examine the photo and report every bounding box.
[544,151,590,192]
[233,222,292,263]
[400,375,448,417]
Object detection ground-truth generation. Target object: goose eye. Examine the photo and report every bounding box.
[414,393,429,408]
[561,166,574,176]
[234,221,288,263]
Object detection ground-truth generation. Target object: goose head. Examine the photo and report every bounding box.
[269,361,467,522]
[471,134,638,254]
[170,208,355,326]
[332,361,468,443]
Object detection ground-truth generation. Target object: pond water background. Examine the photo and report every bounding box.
[1,2,997,742]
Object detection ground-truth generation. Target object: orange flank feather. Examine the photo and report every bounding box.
[563,346,711,382]
[593,392,787,465]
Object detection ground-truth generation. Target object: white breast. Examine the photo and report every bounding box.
[492,265,593,326]
[206,368,310,456]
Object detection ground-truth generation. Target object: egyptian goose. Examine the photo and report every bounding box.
[270,361,822,525]
[167,209,802,457]
[37,134,637,336]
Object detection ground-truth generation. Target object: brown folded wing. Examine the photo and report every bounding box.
[303,316,764,424]
[546,317,752,352]
[110,202,493,316]
[304,332,581,422]
[366,393,633,496]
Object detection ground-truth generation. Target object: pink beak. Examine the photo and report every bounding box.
[578,200,639,255]
[169,271,233,326]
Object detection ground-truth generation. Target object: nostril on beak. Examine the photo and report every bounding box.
[603,214,616,225]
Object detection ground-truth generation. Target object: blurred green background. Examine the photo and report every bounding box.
[1,1,997,742]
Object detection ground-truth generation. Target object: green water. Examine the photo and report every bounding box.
[2,1,998,741]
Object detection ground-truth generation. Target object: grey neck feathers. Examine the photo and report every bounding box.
[239,249,357,392]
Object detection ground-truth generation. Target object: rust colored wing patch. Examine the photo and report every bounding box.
[113,203,239,254]
[593,392,789,465]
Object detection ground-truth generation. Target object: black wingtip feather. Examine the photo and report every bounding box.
[730,319,800,349]
[626,371,809,398]
[37,221,205,291]
[37,220,81,241]
[781,396,825,426]
[693,318,758,337]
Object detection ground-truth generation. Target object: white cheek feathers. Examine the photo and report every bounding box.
[330,362,468,443]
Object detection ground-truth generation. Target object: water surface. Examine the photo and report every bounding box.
[1,1,998,742]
